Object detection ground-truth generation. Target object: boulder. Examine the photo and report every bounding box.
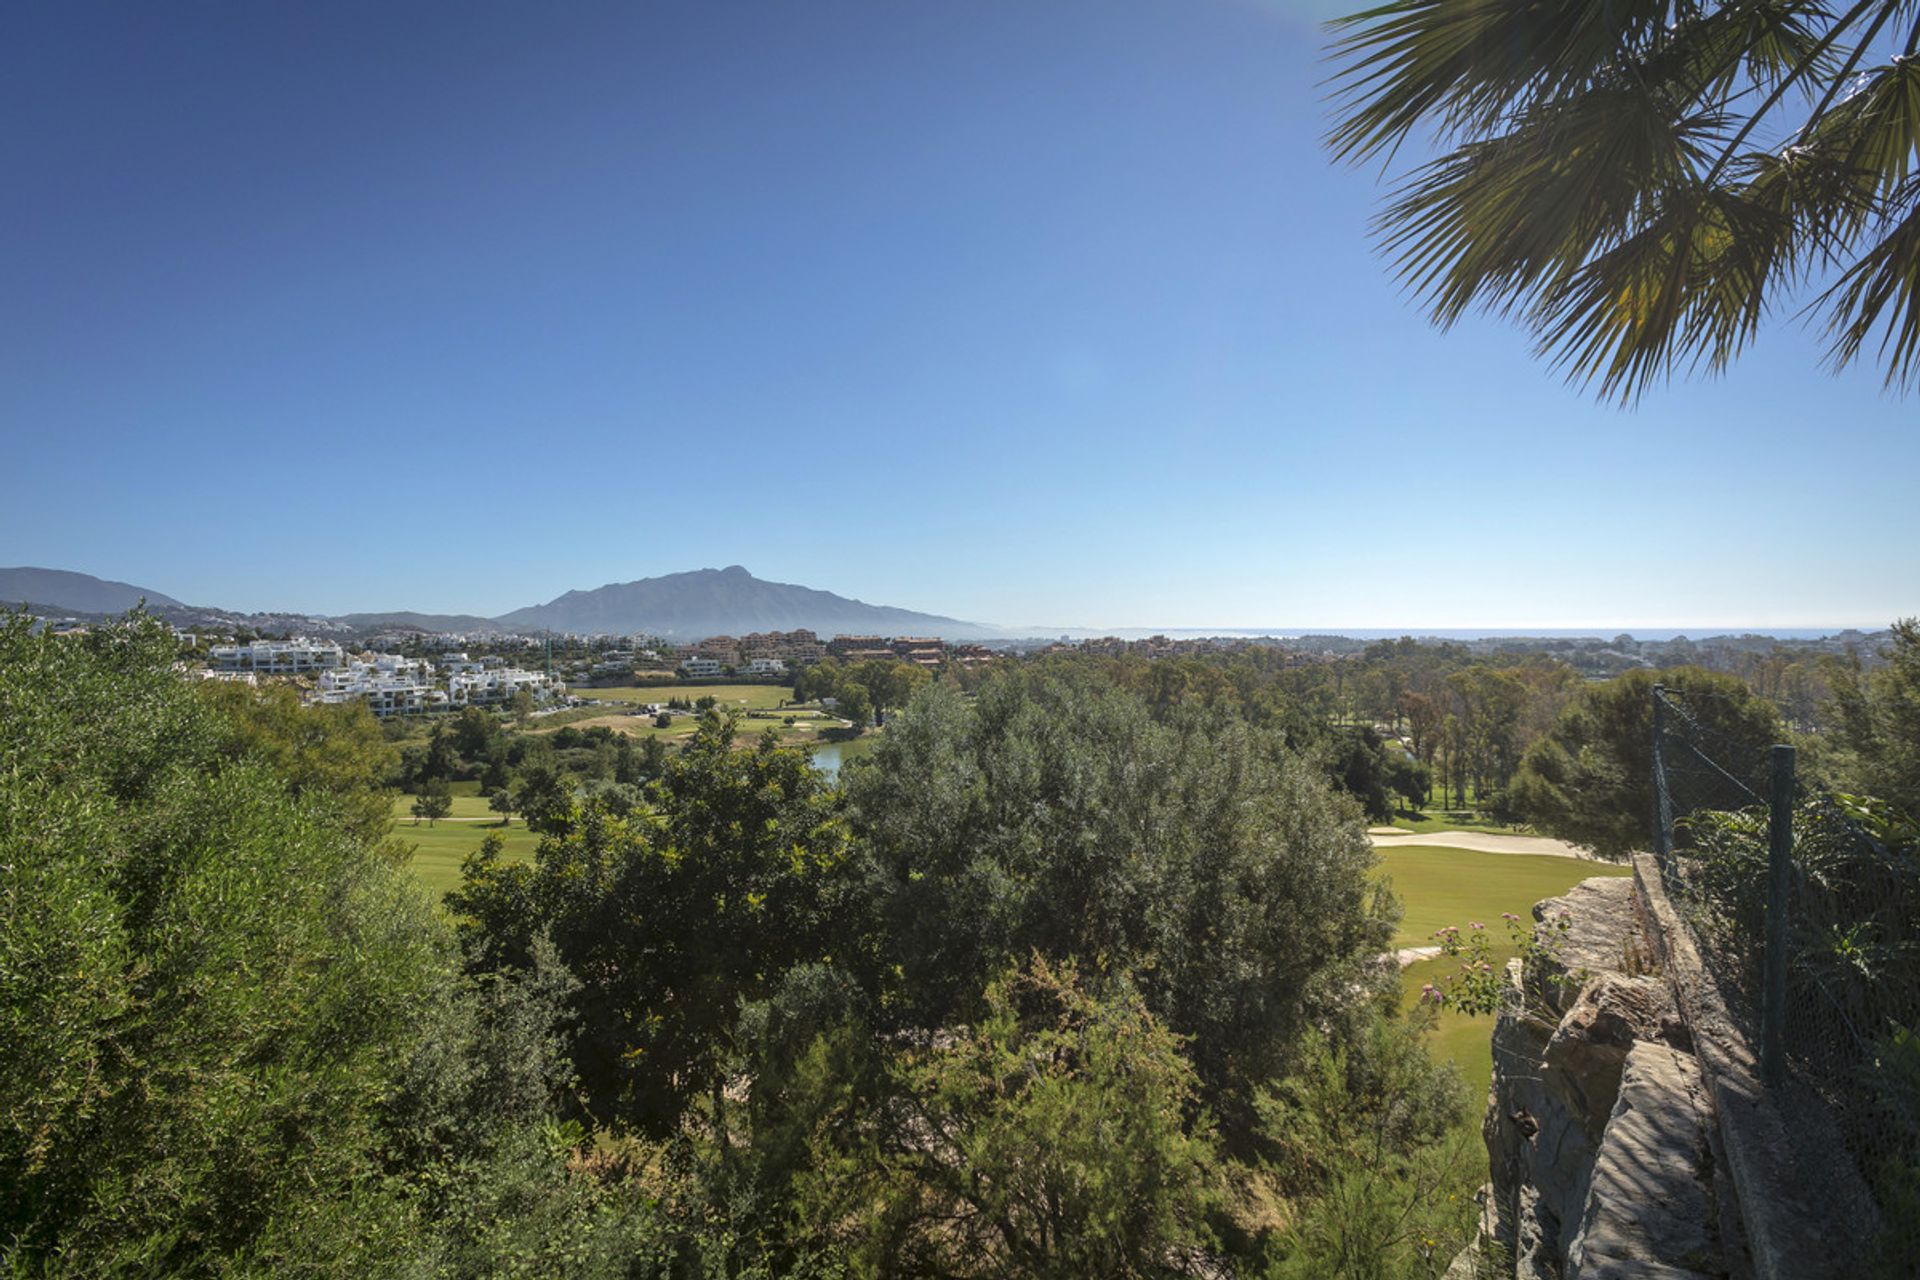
[1542,973,1675,1143]
[1529,877,1638,1017]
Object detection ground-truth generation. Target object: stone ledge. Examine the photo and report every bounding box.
[1564,1041,1719,1279]
[1631,853,1877,1280]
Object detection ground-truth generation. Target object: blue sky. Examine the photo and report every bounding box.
[3,0,1914,631]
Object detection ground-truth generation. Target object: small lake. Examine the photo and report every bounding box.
[810,737,875,780]
[812,742,847,780]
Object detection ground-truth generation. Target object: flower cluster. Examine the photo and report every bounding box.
[1420,907,1577,1017]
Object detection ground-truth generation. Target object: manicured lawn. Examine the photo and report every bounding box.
[1401,950,1513,1099]
[540,687,848,750]
[397,817,540,898]
[1374,845,1629,949]
[1388,809,1524,837]
[574,684,793,711]
[1376,845,1630,1097]
[392,792,501,823]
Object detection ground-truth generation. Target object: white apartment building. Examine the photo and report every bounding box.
[679,656,723,678]
[363,652,435,681]
[313,666,440,717]
[743,657,787,677]
[210,638,345,674]
[447,667,561,707]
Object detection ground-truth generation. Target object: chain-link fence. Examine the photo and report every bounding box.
[1651,683,1920,1269]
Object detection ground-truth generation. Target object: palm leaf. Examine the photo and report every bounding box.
[1824,179,1920,386]
[1327,0,1920,394]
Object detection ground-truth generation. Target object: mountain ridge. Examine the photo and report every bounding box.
[1,564,994,639]
[493,565,991,639]
[0,566,183,613]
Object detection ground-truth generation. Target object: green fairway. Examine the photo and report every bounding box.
[392,788,541,897]
[574,684,793,711]
[397,818,540,898]
[552,685,842,748]
[1374,845,1628,949]
[1376,845,1630,1097]
[392,792,501,823]
[1401,950,1512,1099]
[1387,809,1522,837]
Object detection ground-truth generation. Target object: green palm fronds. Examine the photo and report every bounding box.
[1329,0,1920,397]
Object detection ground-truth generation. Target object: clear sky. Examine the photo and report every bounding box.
[3,1,1914,632]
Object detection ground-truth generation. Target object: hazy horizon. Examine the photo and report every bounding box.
[9,559,1896,641]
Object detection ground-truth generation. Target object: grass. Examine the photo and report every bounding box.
[395,814,541,898]
[1387,808,1523,836]
[549,686,843,748]
[1374,844,1631,1096]
[574,684,793,711]
[392,792,499,823]
[1401,951,1512,1099]
[1373,845,1629,949]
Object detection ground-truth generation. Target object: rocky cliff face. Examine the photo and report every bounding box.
[1459,876,1744,1280]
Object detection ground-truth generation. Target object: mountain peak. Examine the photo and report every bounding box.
[493,568,990,640]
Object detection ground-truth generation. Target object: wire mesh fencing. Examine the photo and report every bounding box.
[1651,683,1920,1269]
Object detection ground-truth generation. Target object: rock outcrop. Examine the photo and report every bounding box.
[1475,876,1740,1279]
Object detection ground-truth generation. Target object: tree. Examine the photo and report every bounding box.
[834,683,873,731]
[795,657,842,705]
[510,686,536,727]
[450,704,500,759]
[1329,726,1396,821]
[1826,618,1920,815]
[846,676,1392,1135]
[1386,750,1431,812]
[1259,1010,1477,1278]
[451,718,855,1135]
[796,959,1223,1277]
[488,785,518,827]
[1510,667,1782,858]
[511,764,573,835]
[423,724,458,783]
[1329,0,1920,396]
[0,614,446,1268]
[195,679,398,847]
[413,778,453,827]
[637,734,669,779]
[1401,690,1442,764]
[1445,666,1528,801]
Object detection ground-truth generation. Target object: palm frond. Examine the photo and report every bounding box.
[1648,0,1838,101]
[1326,0,1680,161]
[1534,186,1726,398]
[1327,0,1920,395]
[1824,179,1920,386]
[1379,86,1722,326]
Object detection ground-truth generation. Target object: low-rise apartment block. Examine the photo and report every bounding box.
[315,665,439,717]
[447,667,561,707]
[211,638,345,674]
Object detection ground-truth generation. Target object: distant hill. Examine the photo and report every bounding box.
[0,566,183,613]
[332,611,503,634]
[494,566,990,640]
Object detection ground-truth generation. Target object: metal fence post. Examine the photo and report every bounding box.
[1761,742,1796,1087]
[1651,684,1672,859]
